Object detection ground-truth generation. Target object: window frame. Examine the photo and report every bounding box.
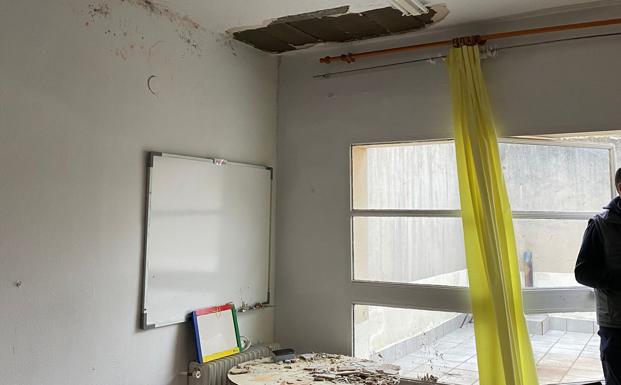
[349,137,616,320]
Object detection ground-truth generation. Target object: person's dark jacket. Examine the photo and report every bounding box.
[575,196,621,328]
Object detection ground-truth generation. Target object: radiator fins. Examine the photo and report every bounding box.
[188,344,280,385]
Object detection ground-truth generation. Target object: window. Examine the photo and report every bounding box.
[354,305,600,385]
[351,133,619,384]
[354,306,474,384]
[352,142,467,286]
[352,138,614,288]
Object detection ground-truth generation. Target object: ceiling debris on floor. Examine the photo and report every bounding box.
[230,3,449,54]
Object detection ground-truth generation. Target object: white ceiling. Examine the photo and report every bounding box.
[175,0,615,31]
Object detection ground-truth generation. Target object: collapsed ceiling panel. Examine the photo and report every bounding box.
[289,16,354,42]
[231,4,448,54]
[263,23,319,46]
[362,7,426,32]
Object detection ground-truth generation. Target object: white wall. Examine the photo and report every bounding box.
[0,1,277,384]
[275,4,621,355]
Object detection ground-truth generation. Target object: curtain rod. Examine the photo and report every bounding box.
[318,17,621,64]
[313,31,621,79]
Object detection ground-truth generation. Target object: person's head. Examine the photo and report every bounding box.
[617,168,621,195]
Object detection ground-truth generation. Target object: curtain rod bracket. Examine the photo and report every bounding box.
[452,35,486,48]
[342,53,356,63]
[320,53,356,64]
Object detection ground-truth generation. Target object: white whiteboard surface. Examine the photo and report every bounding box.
[142,153,272,328]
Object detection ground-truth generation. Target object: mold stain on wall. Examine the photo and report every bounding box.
[122,0,202,53]
[88,3,111,19]
[75,0,237,60]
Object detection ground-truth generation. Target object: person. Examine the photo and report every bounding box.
[575,167,621,384]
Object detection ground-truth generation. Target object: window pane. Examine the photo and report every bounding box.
[353,141,613,212]
[526,312,602,384]
[352,217,588,288]
[353,217,468,286]
[514,219,587,288]
[354,306,603,384]
[352,143,460,210]
[500,142,612,212]
[354,305,475,384]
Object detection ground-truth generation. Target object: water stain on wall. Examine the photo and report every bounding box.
[121,0,202,53]
[77,0,232,60]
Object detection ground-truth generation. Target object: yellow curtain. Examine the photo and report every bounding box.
[447,45,539,385]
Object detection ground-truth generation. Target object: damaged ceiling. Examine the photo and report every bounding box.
[231,4,449,53]
[169,0,612,36]
[151,0,612,54]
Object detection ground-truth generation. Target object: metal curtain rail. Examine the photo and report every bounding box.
[314,31,621,79]
[319,17,621,64]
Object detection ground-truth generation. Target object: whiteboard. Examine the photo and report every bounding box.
[141,153,272,328]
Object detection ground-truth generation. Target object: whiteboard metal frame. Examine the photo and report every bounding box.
[140,152,273,329]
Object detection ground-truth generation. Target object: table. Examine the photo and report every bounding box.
[228,353,400,385]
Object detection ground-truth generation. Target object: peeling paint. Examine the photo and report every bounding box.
[431,4,449,23]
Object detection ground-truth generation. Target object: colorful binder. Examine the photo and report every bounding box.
[192,303,242,364]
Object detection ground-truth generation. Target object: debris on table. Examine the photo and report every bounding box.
[230,366,250,375]
[228,354,400,385]
[304,365,327,372]
[417,374,438,383]
[313,373,337,381]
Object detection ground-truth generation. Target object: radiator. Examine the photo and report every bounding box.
[188,344,280,385]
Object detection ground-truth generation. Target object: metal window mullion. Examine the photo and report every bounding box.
[499,137,615,150]
[609,145,617,198]
[523,287,596,314]
[352,281,596,314]
[351,209,461,218]
[351,209,596,220]
[512,211,597,220]
[352,281,471,313]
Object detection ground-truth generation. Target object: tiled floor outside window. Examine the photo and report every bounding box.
[394,323,604,385]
